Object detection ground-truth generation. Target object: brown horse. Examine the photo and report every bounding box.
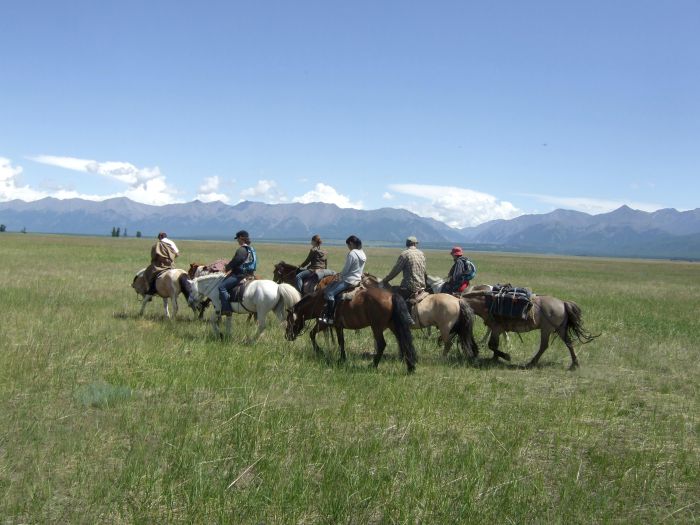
[460,291,598,369]
[285,287,417,373]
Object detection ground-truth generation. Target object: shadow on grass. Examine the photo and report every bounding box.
[112,311,202,323]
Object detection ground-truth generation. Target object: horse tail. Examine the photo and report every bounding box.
[277,283,302,313]
[178,273,194,301]
[453,299,479,358]
[564,301,600,345]
[391,293,417,372]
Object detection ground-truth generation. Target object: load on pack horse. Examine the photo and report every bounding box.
[460,285,599,369]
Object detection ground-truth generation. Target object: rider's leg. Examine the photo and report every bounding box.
[295,269,312,293]
[218,275,239,315]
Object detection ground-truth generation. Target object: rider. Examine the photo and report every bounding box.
[380,235,427,300]
[442,247,477,294]
[218,230,257,315]
[295,234,334,293]
[144,232,179,295]
[319,235,366,325]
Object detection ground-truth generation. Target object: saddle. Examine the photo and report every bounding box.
[229,275,255,304]
[486,284,534,321]
[300,271,322,295]
[338,283,363,301]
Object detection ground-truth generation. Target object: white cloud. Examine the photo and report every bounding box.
[382,192,394,200]
[240,179,287,203]
[31,154,179,205]
[1,157,111,202]
[293,183,363,209]
[196,176,230,203]
[389,183,520,228]
[521,193,664,214]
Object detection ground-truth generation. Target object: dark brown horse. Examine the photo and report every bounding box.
[285,286,417,373]
[460,291,598,369]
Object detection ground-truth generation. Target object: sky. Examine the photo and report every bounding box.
[1,1,698,228]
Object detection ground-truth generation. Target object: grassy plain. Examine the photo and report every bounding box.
[0,233,698,523]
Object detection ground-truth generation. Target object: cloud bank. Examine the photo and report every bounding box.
[388,183,520,228]
[293,183,363,209]
[521,193,665,214]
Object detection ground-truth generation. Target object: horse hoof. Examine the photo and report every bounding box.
[568,362,579,371]
[502,352,511,362]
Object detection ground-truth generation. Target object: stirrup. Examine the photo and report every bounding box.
[318,316,334,325]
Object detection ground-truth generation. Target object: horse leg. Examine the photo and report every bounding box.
[336,327,346,363]
[559,326,579,370]
[138,295,152,316]
[440,324,452,357]
[488,330,511,362]
[209,310,221,338]
[225,315,232,338]
[249,310,267,343]
[309,323,323,356]
[372,327,387,368]
[526,330,550,368]
[163,297,170,319]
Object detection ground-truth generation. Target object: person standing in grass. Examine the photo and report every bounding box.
[144,232,179,295]
[218,230,257,315]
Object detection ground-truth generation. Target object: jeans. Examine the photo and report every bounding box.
[218,274,240,313]
[296,269,336,292]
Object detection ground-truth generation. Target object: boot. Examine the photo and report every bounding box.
[319,300,335,325]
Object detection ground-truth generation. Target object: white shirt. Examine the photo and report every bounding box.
[340,249,367,285]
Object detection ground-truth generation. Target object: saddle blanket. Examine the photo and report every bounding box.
[487,284,534,320]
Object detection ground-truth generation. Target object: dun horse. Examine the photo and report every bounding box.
[460,291,598,369]
[408,293,479,359]
[132,268,195,319]
[286,287,417,373]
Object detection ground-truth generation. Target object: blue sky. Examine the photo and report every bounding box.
[1,1,698,227]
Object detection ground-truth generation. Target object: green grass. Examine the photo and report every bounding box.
[0,233,698,523]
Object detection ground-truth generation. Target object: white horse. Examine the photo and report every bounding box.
[132,268,196,319]
[190,273,302,340]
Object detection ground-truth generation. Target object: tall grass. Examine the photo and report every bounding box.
[0,233,698,523]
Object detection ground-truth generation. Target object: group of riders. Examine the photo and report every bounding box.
[142,231,477,325]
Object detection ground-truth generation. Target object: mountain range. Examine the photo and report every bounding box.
[1,197,699,260]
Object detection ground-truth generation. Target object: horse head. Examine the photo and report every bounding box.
[273,261,297,284]
[188,263,201,279]
[285,294,317,340]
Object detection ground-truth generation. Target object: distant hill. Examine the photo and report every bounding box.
[1,198,699,259]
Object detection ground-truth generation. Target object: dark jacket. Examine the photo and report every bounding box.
[225,245,254,276]
[447,256,475,285]
[299,246,328,271]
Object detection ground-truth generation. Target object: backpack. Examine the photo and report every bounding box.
[462,257,476,281]
[240,245,257,274]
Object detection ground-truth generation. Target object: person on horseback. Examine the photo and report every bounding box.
[295,234,334,293]
[380,236,427,301]
[319,235,366,325]
[144,232,179,295]
[442,246,477,294]
[218,230,257,315]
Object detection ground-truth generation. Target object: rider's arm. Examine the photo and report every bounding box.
[298,249,313,269]
[382,255,405,283]
[225,246,248,273]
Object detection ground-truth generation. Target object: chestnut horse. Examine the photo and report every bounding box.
[286,287,417,373]
[460,291,598,369]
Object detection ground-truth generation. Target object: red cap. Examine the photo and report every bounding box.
[450,246,463,256]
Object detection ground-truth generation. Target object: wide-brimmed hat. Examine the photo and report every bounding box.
[450,246,463,256]
[234,230,249,239]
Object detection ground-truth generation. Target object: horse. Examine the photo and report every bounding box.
[406,293,479,359]
[189,273,301,341]
[460,291,599,369]
[285,286,417,373]
[131,268,196,319]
